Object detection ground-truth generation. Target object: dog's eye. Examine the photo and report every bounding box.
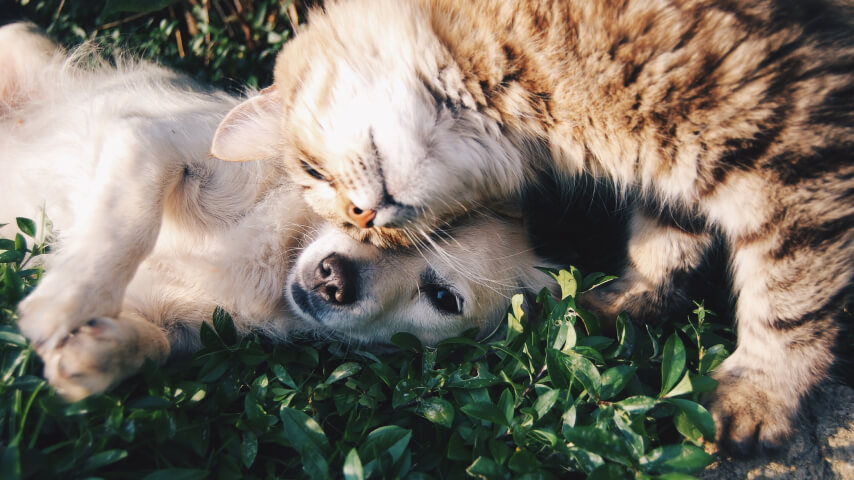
[300,159,327,181]
[423,284,463,315]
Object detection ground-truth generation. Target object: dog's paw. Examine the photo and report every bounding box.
[39,317,148,401]
[705,368,796,456]
[16,276,113,353]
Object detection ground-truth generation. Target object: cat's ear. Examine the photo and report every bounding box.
[211,85,283,162]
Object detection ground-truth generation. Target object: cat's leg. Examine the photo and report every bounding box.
[17,118,185,368]
[40,312,170,401]
[708,224,851,454]
[580,204,713,324]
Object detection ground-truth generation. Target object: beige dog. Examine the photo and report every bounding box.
[0,23,554,401]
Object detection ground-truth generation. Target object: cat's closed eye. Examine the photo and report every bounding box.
[300,159,327,181]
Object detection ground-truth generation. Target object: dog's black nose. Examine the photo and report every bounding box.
[312,253,356,305]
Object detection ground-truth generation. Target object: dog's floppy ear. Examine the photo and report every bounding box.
[211,85,282,162]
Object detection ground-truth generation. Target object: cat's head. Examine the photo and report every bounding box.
[285,213,558,346]
[211,0,525,247]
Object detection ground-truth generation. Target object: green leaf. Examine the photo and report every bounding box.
[498,389,514,425]
[390,332,422,352]
[507,296,525,343]
[419,397,454,428]
[343,448,364,480]
[660,334,686,397]
[599,366,637,400]
[1,446,20,480]
[575,307,603,336]
[549,269,578,299]
[511,293,525,320]
[562,404,578,432]
[2,264,23,303]
[359,426,412,478]
[0,239,15,251]
[663,372,693,398]
[461,402,510,427]
[212,307,237,345]
[587,463,631,480]
[127,396,172,410]
[237,343,268,366]
[142,469,209,480]
[507,448,540,474]
[13,234,25,252]
[15,218,35,238]
[546,348,571,389]
[581,272,618,292]
[563,425,634,466]
[241,432,258,468]
[0,250,23,264]
[638,444,714,474]
[664,372,718,398]
[665,398,715,444]
[101,0,182,17]
[698,344,729,375]
[81,449,128,472]
[325,362,362,384]
[529,428,559,448]
[489,438,511,466]
[610,313,636,359]
[198,321,221,348]
[447,363,501,388]
[610,408,646,458]
[271,363,297,389]
[0,329,27,347]
[688,375,718,393]
[466,456,506,479]
[615,396,658,415]
[279,407,331,479]
[532,387,559,420]
[559,351,601,397]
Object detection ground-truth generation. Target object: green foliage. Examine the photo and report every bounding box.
[10,0,302,90]
[0,218,736,479]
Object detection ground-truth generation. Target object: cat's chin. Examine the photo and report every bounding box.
[333,222,415,248]
[334,216,459,249]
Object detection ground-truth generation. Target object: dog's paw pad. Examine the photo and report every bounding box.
[40,317,134,401]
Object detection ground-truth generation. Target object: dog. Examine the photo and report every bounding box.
[0,22,556,401]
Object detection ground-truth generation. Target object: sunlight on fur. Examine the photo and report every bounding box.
[0,23,557,402]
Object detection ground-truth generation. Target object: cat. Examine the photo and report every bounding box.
[211,0,854,454]
[1,22,555,401]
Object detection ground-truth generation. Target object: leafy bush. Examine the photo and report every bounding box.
[0,218,734,479]
[7,0,305,90]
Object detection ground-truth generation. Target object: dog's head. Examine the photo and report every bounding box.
[285,213,557,346]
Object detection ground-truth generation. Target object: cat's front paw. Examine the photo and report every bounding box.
[706,368,797,456]
[39,317,152,401]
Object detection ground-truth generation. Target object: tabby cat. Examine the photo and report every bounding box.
[212,0,854,454]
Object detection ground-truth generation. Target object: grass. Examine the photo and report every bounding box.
[2,1,737,478]
[0,217,735,479]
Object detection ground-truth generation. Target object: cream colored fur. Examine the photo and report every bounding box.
[1,23,554,401]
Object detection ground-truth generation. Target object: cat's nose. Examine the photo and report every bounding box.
[346,202,376,229]
[312,253,356,305]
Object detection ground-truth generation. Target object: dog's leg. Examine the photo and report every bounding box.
[18,118,186,376]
